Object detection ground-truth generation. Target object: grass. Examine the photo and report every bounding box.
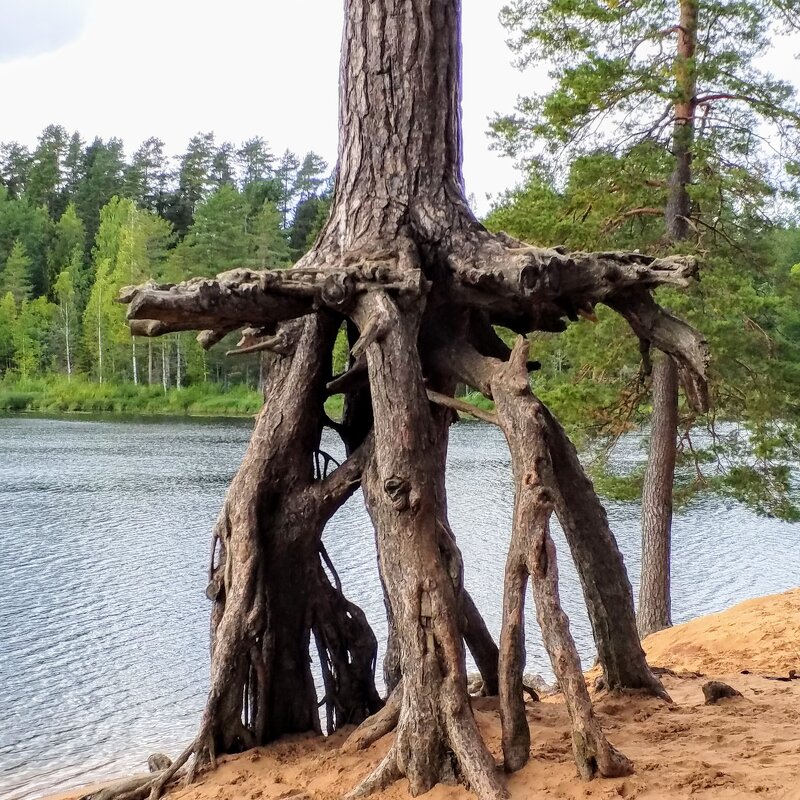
[0,376,264,417]
[0,376,349,420]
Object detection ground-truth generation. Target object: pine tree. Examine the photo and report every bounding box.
[494,0,800,217]
[125,137,171,214]
[1,240,33,304]
[168,132,216,238]
[0,142,31,199]
[0,291,15,374]
[210,142,237,189]
[236,137,274,186]
[26,125,69,216]
[48,203,86,294]
[184,185,250,274]
[63,132,86,200]
[274,149,301,229]
[493,0,800,638]
[76,137,127,248]
[252,200,291,268]
[293,152,328,202]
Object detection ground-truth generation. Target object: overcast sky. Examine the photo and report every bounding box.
[0,0,536,211]
[0,1,797,214]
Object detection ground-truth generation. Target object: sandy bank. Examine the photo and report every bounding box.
[50,589,800,800]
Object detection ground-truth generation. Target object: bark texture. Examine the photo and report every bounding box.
[492,341,632,780]
[110,2,710,799]
[665,0,698,241]
[638,356,678,638]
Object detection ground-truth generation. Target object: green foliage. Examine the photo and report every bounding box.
[252,201,292,268]
[494,0,800,228]
[0,292,16,374]
[487,167,800,517]
[487,0,800,518]
[0,375,262,416]
[48,203,85,294]
[0,124,331,406]
[13,296,56,378]
[1,240,33,303]
[184,185,250,274]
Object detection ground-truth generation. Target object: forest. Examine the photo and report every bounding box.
[0,128,331,414]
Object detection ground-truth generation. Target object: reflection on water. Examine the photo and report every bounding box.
[1,415,798,799]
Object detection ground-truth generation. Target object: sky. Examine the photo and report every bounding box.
[0,1,797,214]
[0,0,535,212]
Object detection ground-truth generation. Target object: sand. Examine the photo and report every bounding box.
[51,589,800,800]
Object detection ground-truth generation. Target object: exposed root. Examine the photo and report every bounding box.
[147,737,202,800]
[432,332,669,700]
[341,686,402,753]
[343,747,403,799]
[491,339,634,781]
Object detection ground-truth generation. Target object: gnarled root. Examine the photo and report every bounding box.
[341,685,402,753]
[312,547,384,732]
[348,290,508,800]
[493,339,633,780]
[433,328,668,700]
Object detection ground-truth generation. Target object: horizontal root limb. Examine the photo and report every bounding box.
[341,686,402,753]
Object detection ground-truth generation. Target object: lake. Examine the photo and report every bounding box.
[1,414,798,800]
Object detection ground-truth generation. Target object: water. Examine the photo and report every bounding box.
[1,415,798,800]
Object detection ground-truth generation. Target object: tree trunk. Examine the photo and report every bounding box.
[175,336,182,390]
[132,339,138,385]
[665,0,698,241]
[638,0,697,635]
[353,294,506,800]
[161,340,168,393]
[63,304,72,380]
[97,288,103,385]
[198,316,381,764]
[638,356,678,638]
[113,2,710,799]
[148,340,154,385]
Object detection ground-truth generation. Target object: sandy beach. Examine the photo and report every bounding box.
[50,589,800,800]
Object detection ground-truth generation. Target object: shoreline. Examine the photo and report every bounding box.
[0,383,347,421]
[39,589,800,800]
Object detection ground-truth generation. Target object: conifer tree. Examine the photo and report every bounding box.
[0,291,15,374]
[494,0,800,637]
[1,240,33,304]
[48,203,86,293]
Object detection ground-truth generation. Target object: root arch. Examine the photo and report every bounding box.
[103,0,710,797]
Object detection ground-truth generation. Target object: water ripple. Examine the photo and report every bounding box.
[1,415,798,800]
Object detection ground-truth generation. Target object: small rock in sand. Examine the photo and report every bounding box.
[702,680,743,704]
[147,752,173,772]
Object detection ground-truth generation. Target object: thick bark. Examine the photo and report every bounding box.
[352,293,507,800]
[638,356,678,638]
[197,315,381,769]
[433,335,667,698]
[492,341,633,779]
